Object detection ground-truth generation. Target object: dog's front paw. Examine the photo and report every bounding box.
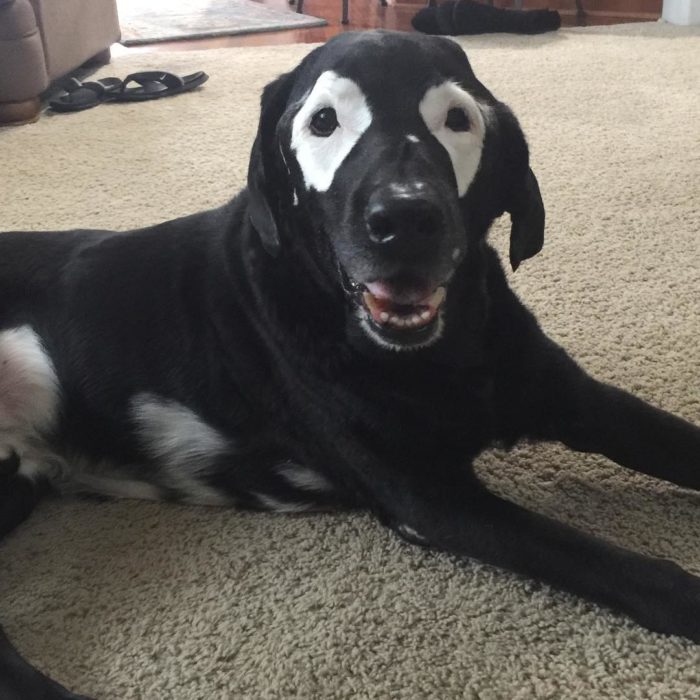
[632,561,700,643]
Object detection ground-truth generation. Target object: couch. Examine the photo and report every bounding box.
[0,0,121,126]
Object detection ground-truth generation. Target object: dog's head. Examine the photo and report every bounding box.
[248,31,544,351]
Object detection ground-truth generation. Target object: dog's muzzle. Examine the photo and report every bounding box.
[344,182,453,348]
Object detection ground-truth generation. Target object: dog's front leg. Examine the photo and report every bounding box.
[521,345,700,491]
[377,469,700,641]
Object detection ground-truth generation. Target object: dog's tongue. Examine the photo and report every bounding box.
[364,280,435,306]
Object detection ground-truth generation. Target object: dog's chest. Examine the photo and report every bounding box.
[278,360,496,497]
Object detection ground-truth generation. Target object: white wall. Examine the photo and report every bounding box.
[662,0,700,24]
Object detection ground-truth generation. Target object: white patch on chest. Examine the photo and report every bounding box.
[418,81,489,197]
[278,462,334,492]
[72,473,163,501]
[131,393,232,506]
[397,523,428,544]
[254,492,312,513]
[291,71,372,192]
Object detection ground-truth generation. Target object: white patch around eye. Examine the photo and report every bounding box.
[291,71,372,192]
[418,82,488,197]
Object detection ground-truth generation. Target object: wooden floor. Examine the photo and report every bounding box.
[113,0,659,56]
[115,0,416,55]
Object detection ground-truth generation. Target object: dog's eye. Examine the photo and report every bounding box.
[310,107,339,137]
[445,107,470,132]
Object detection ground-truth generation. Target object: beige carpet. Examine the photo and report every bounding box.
[1,23,700,699]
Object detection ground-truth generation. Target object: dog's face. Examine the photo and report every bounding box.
[248,31,544,351]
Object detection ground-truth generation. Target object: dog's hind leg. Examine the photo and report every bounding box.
[0,327,87,698]
[0,451,49,538]
[0,466,87,700]
[0,463,86,700]
[0,325,64,499]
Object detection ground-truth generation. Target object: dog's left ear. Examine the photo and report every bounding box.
[496,107,546,271]
[507,167,545,272]
[247,70,297,256]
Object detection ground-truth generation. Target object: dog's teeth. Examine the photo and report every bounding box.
[364,286,445,331]
[379,309,439,330]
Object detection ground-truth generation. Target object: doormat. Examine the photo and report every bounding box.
[118,0,327,45]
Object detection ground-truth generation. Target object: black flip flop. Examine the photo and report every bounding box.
[114,71,209,102]
[48,77,123,113]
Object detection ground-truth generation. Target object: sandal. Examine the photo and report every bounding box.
[113,71,209,102]
[48,77,123,113]
[48,71,208,113]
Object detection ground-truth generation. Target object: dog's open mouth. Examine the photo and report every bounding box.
[342,269,449,349]
[361,281,446,332]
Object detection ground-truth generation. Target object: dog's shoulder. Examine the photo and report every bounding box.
[480,244,563,378]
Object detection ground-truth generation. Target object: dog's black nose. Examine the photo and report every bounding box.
[366,183,444,254]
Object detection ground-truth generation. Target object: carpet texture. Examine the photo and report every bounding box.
[1,23,699,700]
[117,0,326,46]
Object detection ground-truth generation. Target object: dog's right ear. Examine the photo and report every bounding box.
[247,70,297,257]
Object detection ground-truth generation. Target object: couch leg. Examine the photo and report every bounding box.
[84,47,112,67]
[0,98,41,127]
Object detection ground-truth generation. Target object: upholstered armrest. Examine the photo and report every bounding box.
[0,0,49,103]
[29,0,121,81]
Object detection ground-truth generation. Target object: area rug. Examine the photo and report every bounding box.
[117,0,327,45]
[1,22,699,700]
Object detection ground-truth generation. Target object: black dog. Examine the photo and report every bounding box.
[1,30,698,699]
[412,0,561,37]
